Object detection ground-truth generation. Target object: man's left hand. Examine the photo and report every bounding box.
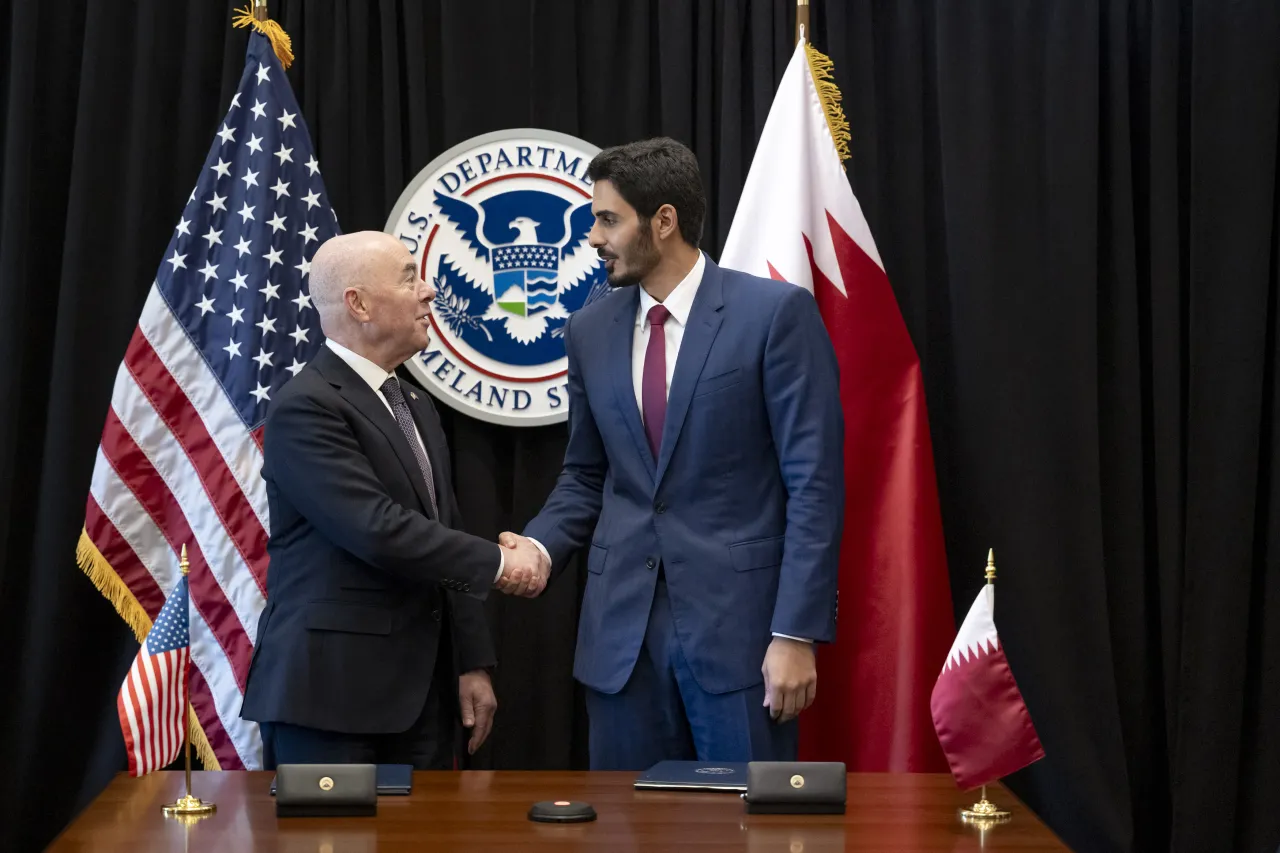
[458,669,497,754]
[761,637,817,723]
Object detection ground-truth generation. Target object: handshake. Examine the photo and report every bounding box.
[494,532,550,598]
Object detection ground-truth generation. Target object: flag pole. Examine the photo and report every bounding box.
[959,549,1012,826]
[795,0,810,47]
[162,546,216,821]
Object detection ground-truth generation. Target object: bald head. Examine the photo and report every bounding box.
[311,232,404,327]
[309,231,436,371]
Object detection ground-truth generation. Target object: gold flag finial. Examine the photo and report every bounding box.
[985,548,996,584]
[233,3,294,69]
[180,544,189,576]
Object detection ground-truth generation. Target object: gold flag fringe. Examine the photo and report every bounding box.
[233,5,294,70]
[804,42,852,164]
[76,529,224,771]
[77,529,151,643]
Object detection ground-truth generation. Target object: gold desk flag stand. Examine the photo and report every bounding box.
[162,546,216,821]
[959,549,1012,828]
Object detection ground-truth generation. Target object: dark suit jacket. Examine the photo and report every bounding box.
[524,256,844,696]
[241,345,499,734]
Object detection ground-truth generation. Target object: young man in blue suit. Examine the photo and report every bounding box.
[500,138,845,769]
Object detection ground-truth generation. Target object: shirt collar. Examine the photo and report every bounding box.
[326,338,396,394]
[637,251,706,328]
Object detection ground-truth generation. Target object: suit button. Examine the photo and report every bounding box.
[654,501,666,514]
[645,558,656,570]
[462,585,470,593]
[431,609,441,622]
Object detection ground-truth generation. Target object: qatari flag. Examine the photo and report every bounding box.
[930,582,1045,789]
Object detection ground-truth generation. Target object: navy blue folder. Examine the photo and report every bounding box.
[632,760,749,792]
[269,763,412,796]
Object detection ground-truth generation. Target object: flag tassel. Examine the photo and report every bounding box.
[76,528,151,643]
[232,3,294,69]
[804,43,851,164]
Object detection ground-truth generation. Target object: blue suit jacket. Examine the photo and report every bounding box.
[525,256,845,696]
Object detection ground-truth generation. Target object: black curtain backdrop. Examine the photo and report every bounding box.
[2,1,1278,852]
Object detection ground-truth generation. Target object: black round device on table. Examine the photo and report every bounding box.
[528,800,597,823]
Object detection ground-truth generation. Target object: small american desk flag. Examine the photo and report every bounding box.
[119,567,191,777]
[76,25,338,770]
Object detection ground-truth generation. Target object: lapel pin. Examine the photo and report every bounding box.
[409,391,417,400]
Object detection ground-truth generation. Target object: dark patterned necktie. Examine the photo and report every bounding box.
[378,377,439,517]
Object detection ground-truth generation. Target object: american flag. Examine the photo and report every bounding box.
[117,569,192,776]
[78,32,338,770]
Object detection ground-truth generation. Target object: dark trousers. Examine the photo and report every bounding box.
[584,572,798,770]
[260,632,458,770]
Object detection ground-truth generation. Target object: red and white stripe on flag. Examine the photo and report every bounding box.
[929,585,1045,789]
[118,646,191,776]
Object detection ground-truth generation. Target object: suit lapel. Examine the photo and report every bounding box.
[654,259,725,487]
[314,347,439,519]
[609,286,656,480]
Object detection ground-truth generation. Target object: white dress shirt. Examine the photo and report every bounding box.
[632,250,706,411]
[326,339,504,581]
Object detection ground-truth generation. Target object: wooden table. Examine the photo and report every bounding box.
[48,771,1070,851]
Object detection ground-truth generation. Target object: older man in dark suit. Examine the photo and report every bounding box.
[241,231,545,768]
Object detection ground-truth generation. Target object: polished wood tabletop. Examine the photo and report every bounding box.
[47,771,1070,851]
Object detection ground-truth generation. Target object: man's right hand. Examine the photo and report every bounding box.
[494,532,550,597]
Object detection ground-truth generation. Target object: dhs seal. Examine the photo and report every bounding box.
[385,129,608,426]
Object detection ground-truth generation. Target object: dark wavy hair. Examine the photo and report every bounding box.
[586,137,706,248]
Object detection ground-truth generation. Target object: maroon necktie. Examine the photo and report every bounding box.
[642,304,671,459]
